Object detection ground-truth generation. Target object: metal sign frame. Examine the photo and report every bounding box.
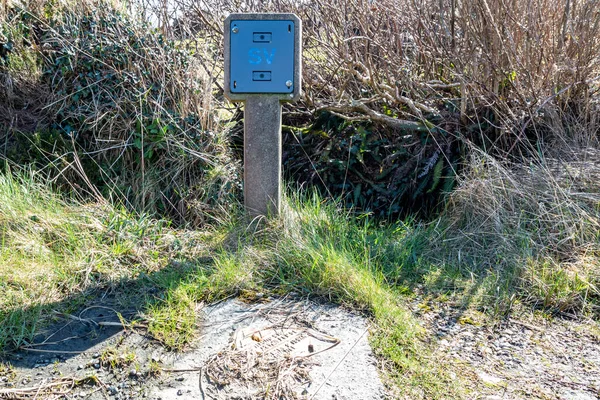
[224,13,302,102]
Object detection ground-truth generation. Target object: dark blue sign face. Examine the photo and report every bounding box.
[229,20,295,93]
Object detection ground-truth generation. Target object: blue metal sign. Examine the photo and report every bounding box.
[229,20,295,93]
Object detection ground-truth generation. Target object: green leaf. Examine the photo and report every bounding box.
[353,184,362,205]
[427,158,444,193]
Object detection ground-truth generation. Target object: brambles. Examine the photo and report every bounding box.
[3,0,599,218]
[283,112,459,217]
[1,2,239,225]
[176,0,599,215]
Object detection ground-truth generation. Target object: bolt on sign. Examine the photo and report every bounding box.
[224,13,302,219]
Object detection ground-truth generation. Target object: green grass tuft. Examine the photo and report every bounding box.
[1,165,598,398]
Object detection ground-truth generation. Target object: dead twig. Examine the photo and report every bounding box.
[52,311,148,330]
[318,102,430,132]
[0,377,75,399]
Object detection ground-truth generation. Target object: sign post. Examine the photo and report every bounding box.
[224,13,302,219]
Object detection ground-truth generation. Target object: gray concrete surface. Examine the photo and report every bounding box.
[150,298,387,399]
[243,95,282,219]
[2,298,385,399]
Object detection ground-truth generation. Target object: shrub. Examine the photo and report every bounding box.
[282,113,459,217]
[171,0,599,215]
[2,0,599,218]
[1,0,240,225]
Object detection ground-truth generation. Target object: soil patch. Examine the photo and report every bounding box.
[0,297,386,399]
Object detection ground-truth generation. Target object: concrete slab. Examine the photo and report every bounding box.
[149,298,386,399]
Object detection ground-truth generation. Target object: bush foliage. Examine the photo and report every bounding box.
[1,2,239,224]
[1,0,599,220]
[179,0,599,216]
[283,112,459,216]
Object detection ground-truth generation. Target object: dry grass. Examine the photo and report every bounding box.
[1,0,240,224]
[201,348,315,399]
[429,145,600,315]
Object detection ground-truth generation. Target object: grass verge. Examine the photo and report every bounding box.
[0,172,465,397]
[1,151,599,397]
[0,170,216,351]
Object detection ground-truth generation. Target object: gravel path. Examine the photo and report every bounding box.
[417,302,600,399]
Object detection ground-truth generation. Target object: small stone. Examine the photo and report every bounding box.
[108,386,118,395]
[129,369,137,376]
[93,353,100,358]
[177,389,183,396]
[94,363,101,370]
[77,364,85,370]
[477,371,504,386]
[175,376,185,382]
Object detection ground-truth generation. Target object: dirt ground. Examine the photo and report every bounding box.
[413,298,600,400]
[1,295,600,399]
[0,297,386,399]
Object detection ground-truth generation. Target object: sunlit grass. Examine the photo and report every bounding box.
[1,168,599,398]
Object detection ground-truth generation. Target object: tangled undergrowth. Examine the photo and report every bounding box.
[2,0,598,220]
[0,1,599,397]
[1,2,239,225]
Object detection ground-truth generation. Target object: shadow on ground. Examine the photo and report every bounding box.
[1,255,215,368]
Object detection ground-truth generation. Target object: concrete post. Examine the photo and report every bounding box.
[244,95,282,218]
[223,13,301,219]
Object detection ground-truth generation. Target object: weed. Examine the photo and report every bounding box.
[147,360,162,377]
[99,348,136,370]
[0,362,15,381]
